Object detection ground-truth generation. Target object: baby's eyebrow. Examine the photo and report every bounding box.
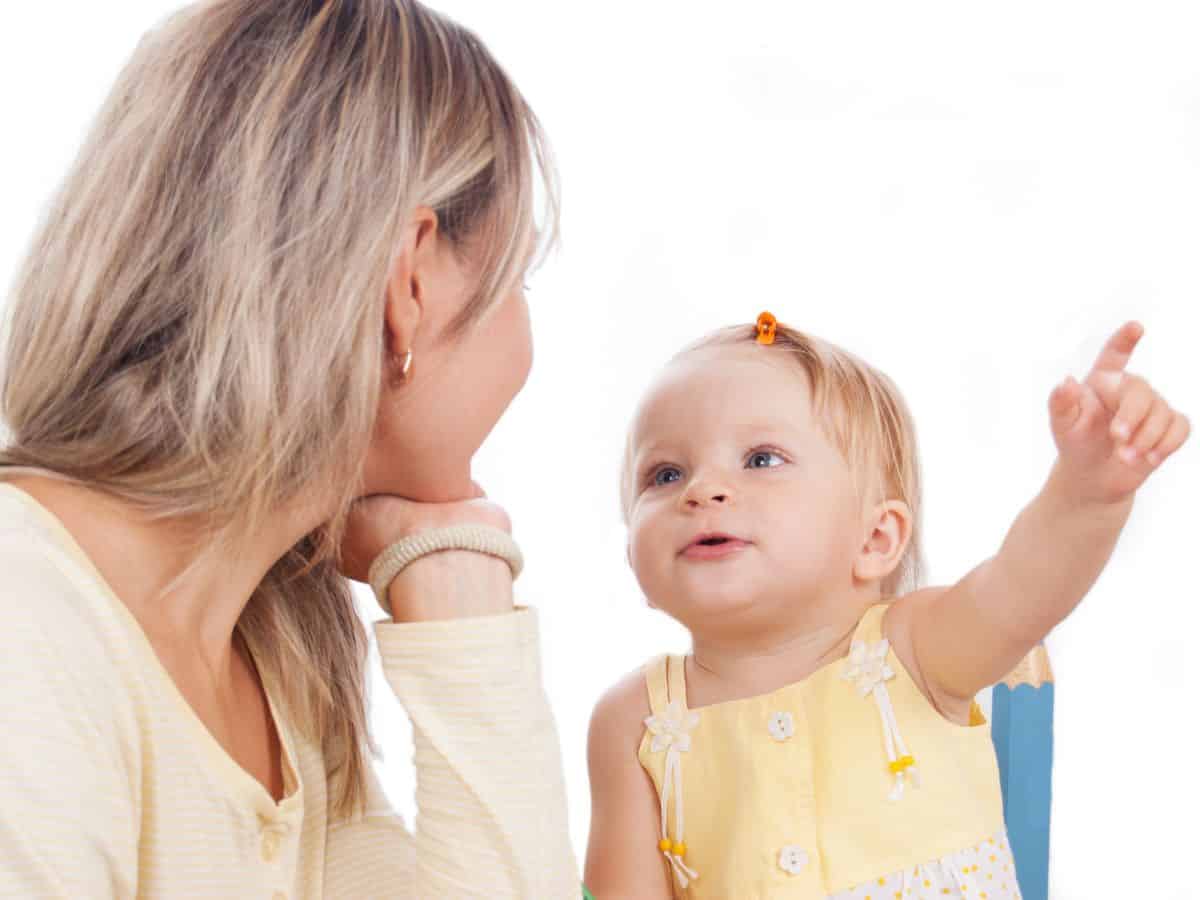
[630,450,663,476]
[633,426,799,459]
[633,438,671,458]
[629,443,676,478]
[732,421,802,438]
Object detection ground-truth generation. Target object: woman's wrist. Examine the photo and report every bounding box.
[385,549,515,622]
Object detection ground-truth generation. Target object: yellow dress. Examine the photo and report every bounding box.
[637,603,1023,899]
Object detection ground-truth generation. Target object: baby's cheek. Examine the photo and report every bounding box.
[771,520,848,576]
[626,527,655,583]
[627,525,670,602]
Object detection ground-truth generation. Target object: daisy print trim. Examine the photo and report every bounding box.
[825,829,1022,899]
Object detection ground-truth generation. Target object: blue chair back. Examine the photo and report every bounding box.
[991,644,1054,900]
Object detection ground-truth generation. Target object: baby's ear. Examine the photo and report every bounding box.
[853,499,912,583]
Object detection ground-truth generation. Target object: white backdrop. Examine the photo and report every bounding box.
[3,3,1198,898]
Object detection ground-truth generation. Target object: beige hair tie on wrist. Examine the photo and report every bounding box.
[367,524,524,615]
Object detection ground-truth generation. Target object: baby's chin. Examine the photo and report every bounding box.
[650,583,772,630]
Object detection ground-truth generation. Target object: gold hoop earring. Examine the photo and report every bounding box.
[400,349,413,380]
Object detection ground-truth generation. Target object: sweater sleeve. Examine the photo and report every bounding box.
[322,607,580,899]
[0,545,140,898]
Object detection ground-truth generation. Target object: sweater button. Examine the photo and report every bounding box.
[261,830,281,863]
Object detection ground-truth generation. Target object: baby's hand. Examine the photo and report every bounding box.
[1048,321,1189,506]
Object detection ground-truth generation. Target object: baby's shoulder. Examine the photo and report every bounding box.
[588,663,655,761]
[585,657,672,777]
[883,590,976,726]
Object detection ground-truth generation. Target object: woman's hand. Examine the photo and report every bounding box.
[339,482,509,581]
[339,484,517,621]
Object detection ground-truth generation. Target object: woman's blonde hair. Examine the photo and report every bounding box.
[0,0,557,819]
[620,322,925,597]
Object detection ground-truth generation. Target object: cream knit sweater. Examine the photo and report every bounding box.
[0,483,579,898]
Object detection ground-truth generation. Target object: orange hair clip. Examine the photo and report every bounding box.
[755,311,777,345]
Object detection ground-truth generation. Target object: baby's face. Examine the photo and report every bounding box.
[626,344,865,631]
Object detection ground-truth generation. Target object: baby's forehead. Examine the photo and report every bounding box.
[630,345,814,441]
[645,343,808,401]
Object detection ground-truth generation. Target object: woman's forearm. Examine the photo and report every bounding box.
[385,550,514,621]
[376,610,580,898]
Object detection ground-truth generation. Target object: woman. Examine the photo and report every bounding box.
[0,1,577,896]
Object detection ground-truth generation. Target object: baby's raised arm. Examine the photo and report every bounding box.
[584,670,676,900]
[901,321,1189,704]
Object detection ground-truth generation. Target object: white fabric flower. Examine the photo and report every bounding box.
[644,700,701,754]
[767,711,794,742]
[840,639,895,695]
[778,844,809,874]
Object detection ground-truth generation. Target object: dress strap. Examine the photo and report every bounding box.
[665,654,689,710]
[851,602,890,644]
[644,655,671,717]
[644,654,691,716]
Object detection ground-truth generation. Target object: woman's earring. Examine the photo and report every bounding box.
[388,349,414,388]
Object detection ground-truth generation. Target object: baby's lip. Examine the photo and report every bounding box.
[679,531,748,553]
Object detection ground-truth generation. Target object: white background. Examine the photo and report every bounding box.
[3,3,1198,897]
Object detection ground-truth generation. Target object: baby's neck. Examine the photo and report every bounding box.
[684,593,879,709]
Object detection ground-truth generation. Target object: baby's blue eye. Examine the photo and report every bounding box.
[746,451,784,469]
[653,467,682,486]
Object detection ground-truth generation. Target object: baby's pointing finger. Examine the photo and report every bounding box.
[1087,321,1143,402]
[1091,321,1143,374]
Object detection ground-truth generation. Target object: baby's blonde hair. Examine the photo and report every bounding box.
[620,322,925,597]
[0,0,557,820]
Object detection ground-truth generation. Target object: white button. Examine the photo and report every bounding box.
[779,845,809,875]
[768,711,794,742]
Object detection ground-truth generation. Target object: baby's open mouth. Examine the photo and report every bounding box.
[681,533,750,558]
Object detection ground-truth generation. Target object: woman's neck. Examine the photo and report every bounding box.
[3,474,328,676]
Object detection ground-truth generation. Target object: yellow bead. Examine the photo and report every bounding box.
[658,838,672,852]
[888,754,916,774]
[672,841,687,857]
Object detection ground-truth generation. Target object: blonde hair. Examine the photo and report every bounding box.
[0,0,557,819]
[620,322,924,597]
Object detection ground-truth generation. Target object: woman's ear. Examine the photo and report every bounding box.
[383,206,440,358]
[853,499,913,584]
